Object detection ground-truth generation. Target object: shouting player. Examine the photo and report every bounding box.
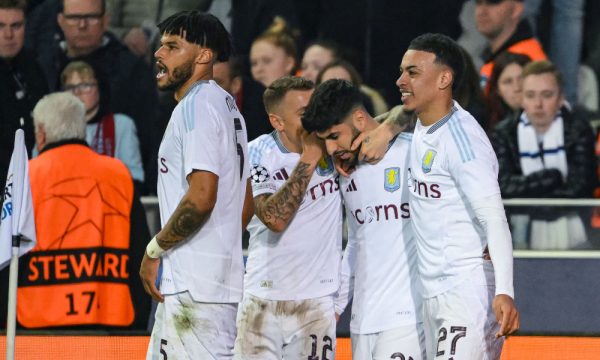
[139,11,251,359]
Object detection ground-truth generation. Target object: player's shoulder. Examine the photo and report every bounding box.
[391,132,413,147]
[249,132,279,165]
[445,103,490,163]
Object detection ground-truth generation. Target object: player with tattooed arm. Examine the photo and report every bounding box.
[233,76,342,360]
[139,11,251,359]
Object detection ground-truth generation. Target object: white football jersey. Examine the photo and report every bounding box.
[157,80,249,303]
[245,132,343,300]
[338,133,421,334]
[409,101,501,298]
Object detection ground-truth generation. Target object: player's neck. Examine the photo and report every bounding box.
[363,116,379,132]
[277,131,301,154]
[418,98,453,126]
[174,68,213,102]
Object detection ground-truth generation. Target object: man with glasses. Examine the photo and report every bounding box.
[35,0,159,195]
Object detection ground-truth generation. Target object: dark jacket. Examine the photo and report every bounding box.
[0,49,48,191]
[491,107,597,199]
[37,32,159,194]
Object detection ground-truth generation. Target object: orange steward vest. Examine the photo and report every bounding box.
[18,142,134,328]
[480,38,547,92]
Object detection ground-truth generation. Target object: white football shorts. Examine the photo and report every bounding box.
[423,280,504,360]
[147,291,238,360]
[233,294,336,360]
[351,323,427,360]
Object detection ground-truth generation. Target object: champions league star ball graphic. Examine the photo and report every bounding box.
[251,165,270,183]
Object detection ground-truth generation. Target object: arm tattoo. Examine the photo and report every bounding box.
[156,199,210,250]
[255,161,313,230]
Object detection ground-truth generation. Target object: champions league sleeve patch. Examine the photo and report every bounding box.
[251,165,270,184]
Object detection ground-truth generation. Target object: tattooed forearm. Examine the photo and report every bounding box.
[156,199,211,250]
[255,161,313,231]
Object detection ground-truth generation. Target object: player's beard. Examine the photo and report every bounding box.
[335,126,362,172]
[158,60,194,91]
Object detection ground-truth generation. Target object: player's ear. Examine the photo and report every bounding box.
[268,113,284,131]
[196,48,214,65]
[351,108,367,131]
[438,68,453,91]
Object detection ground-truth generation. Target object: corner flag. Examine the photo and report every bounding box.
[2,129,36,360]
[0,129,36,270]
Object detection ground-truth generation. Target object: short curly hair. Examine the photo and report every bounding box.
[302,79,364,133]
[408,33,465,92]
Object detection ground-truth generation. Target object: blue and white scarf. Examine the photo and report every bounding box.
[517,112,567,179]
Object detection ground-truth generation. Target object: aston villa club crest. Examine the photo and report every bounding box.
[316,156,334,176]
[384,167,401,192]
[422,149,437,173]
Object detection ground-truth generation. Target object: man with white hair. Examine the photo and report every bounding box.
[14,91,150,330]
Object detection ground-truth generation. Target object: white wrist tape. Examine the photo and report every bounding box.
[146,236,166,259]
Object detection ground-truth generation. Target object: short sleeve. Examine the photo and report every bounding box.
[180,98,222,177]
[248,140,277,197]
[447,118,501,202]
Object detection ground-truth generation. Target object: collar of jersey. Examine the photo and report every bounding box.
[425,105,458,134]
[271,131,291,153]
[385,134,400,154]
[181,80,211,100]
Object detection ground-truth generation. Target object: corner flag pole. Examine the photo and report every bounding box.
[2,128,37,360]
[6,235,21,360]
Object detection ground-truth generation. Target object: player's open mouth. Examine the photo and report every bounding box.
[156,63,167,80]
[335,151,353,160]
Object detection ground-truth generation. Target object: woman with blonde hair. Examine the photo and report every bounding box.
[249,16,298,87]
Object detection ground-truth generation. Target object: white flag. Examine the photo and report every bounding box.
[0,129,36,270]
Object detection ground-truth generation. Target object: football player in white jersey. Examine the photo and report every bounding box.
[394,33,519,359]
[233,76,342,359]
[139,11,252,359]
[302,79,426,360]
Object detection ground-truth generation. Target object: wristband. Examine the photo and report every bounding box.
[146,236,166,259]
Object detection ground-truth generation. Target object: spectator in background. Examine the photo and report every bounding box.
[214,57,270,141]
[0,0,47,191]
[61,61,144,188]
[17,92,150,329]
[300,40,342,84]
[301,40,388,116]
[486,52,532,130]
[522,0,583,107]
[455,45,489,130]
[492,60,596,249]
[107,0,212,60]
[316,59,376,116]
[35,0,159,195]
[475,0,546,91]
[249,16,298,88]
[231,0,299,72]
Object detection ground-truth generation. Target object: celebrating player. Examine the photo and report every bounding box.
[396,33,519,358]
[139,11,251,359]
[302,79,425,360]
[233,76,342,359]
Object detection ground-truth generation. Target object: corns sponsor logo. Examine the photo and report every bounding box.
[407,168,441,199]
[307,175,340,200]
[350,202,410,225]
